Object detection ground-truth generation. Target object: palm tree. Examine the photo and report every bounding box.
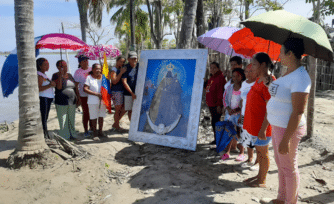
[8,0,48,167]
[179,0,198,49]
[108,0,149,49]
[71,0,112,43]
[77,0,89,42]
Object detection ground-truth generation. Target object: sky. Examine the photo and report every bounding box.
[0,0,333,52]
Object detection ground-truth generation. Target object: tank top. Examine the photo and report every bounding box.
[37,71,54,98]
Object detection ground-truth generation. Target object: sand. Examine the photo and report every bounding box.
[0,91,333,204]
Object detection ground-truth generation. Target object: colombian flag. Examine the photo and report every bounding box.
[101,53,112,113]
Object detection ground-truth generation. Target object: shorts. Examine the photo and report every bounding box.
[251,135,272,146]
[124,95,133,111]
[88,103,106,119]
[239,129,271,147]
[111,91,123,106]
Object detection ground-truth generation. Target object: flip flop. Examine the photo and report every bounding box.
[221,154,230,161]
[235,154,247,162]
[243,176,258,183]
[246,180,267,188]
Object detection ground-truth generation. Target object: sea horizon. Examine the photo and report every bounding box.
[0,53,115,124]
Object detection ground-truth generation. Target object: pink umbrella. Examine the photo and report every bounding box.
[35,33,89,50]
[76,45,121,60]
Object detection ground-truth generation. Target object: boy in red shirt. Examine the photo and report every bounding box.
[205,62,226,144]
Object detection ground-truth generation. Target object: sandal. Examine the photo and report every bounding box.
[221,154,230,161]
[246,180,267,188]
[235,154,247,162]
[243,176,258,183]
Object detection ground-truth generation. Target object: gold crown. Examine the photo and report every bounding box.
[166,63,174,71]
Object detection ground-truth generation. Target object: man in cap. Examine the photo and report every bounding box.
[121,51,139,121]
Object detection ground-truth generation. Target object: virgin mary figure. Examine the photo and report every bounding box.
[144,63,183,135]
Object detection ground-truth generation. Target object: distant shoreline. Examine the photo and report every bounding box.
[0,52,78,56]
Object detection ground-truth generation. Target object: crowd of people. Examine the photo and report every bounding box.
[37,37,310,204]
[205,38,311,204]
[37,51,139,141]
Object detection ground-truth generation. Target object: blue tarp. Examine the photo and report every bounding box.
[1,36,42,97]
[215,121,237,153]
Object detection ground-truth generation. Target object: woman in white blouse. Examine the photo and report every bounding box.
[37,58,56,139]
[265,38,311,204]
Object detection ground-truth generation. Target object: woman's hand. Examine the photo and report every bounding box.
[96,92,102,99]
[257,130,267,140]
[120,67,127,74]
[279,139,290,155]
[50,81,56,87]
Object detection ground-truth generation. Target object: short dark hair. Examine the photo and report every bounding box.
[56,60,66,68]
[283,38,304,59]
[232,68,246,81]
[116,56,125,62]
[89,63,101,75]
[210,62,220,69]
[229,56,242,65]
[254,52,274,70]
[36,58,47,72]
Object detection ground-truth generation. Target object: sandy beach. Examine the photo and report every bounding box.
[0,91,333,204]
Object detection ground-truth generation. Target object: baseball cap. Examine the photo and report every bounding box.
[128,51,138,59]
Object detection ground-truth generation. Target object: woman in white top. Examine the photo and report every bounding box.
[74,55,92,137]
[266,38,311,204]
[84,63,106,141]
[37,58,56,139]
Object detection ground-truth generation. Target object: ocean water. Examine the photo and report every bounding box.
[0,53,113,123]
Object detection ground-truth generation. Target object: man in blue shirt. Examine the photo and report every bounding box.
[122,51,139,121]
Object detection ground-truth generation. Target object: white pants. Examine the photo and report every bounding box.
[88,103,106,119]
[124,95,134,111]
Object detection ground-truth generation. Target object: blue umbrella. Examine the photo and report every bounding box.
[1,36,42,97]
[215,121,237,153]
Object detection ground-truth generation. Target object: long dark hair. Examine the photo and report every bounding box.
[89,63,101,75]
[36,58,47,72]
[254,52,274,71]
[283,38,304,60]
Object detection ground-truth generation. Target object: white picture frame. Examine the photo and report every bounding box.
[128,49,208,151]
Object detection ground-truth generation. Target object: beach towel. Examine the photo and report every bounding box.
[215,121,237,153]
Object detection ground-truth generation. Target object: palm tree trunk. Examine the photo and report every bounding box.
[9,0,48,162]
[179,0,198,49]
[130,0,136,50]
[196,0,205,48]
[77,0,88,42]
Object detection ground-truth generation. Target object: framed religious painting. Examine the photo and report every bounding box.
[128,49,208,151]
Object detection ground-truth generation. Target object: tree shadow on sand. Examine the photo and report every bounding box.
[0,140,17,153]
[300,190,334,204]
[114,143,249,203]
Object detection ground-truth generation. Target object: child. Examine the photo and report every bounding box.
[221,68,246,161]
